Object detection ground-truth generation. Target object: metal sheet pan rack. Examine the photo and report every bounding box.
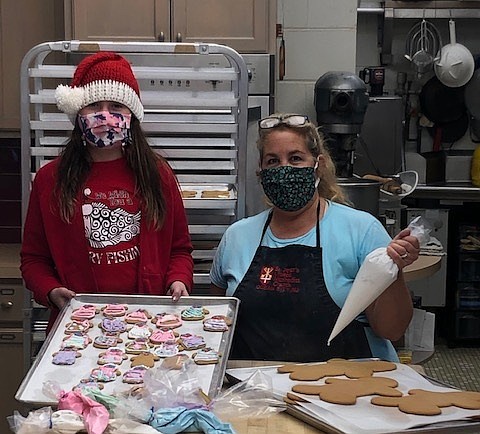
[20,40,249,363]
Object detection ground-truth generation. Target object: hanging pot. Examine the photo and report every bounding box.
[434,19,475,88]
[465,69,480,119]
[427,111,469,144]
[419,76,467,151]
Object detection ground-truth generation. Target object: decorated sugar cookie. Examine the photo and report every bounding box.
[71,304,98,321]
[97,347,128,365]
[127,322,152,340]
[125,309,151,324]
[125,338,152,354]
[99,317,127,334]
[152,312,182,329]
[61,332,91,350]
[73,379,104,393]
[101,303,128,317]
[192,347,220,365]
[93,333,123,349]
[52,347,82,365]
[203,315,231,332]
[64,319,93,334]
[122,365,148,384]
[181,305,209,321]
[152,342,180,358]
[178,333,206,351]
[90,363,121,382]
[149,328,178,345]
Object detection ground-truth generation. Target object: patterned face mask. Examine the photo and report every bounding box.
[78,111,131,148]
[259,165,318,212]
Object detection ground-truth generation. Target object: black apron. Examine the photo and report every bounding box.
[231,203,372,362]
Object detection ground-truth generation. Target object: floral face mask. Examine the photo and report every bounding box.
[78,111,131,148]
[259,164,318,212]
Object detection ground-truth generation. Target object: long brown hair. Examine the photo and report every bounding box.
[55,116,167,229]
[257,115,348,204]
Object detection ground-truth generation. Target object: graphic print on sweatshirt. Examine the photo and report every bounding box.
[82,187,141,267]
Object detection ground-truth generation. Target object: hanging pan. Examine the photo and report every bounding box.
[419,76,467,151]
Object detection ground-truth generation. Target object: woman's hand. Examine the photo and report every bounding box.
[48,287,76,309]
[386,228,420,269]
[167,281,189,302]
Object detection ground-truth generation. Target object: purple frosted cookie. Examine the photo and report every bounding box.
[99,317,127,334]
[122,365,148,384]
[52,347,81,365]
[178,333,206,351]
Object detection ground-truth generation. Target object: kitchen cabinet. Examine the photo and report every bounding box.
[65,0,272,53]
[0,0,63,131]
[453,224,480,342]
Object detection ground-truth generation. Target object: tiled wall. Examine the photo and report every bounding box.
[275,0,358,121]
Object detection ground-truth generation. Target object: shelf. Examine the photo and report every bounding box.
[385,1,480,19]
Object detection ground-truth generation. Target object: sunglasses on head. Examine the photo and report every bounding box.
[258,114,309,129]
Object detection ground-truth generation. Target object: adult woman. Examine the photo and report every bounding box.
[21,52,193,330]
[210,113,419,362]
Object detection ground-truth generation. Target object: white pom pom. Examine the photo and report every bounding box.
[55,85,84,115]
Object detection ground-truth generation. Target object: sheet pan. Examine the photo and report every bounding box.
[17,294,239,406]
[226,363,480,434]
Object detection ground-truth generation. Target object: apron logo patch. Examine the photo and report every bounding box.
[257,266,300,293]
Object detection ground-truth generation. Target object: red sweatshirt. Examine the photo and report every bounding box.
[21,156,193,325]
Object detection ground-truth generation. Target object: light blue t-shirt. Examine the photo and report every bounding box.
[210,201,399,361]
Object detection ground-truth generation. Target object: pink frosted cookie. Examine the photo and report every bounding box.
[130,352,159,368]
[52,347,82,365]
[152,342,180,358]
[64,319,93,334]
[122,365,148,384]
[99,317,127,334]
[125,309,151,324]
[178,333,206,351]
[192,347,220,365]
[149,328,178,345]
[97,347,128,365]
[73,379,104,393]
[71,304,98,321]
[125,338,152,354]
[203,315,231,332]
[152,312,182,329]
[93,333,123,349]
[90,363,121,382]
[181,305,209,321]
[101,304,128,317]
[61,332,91,350]
[127,322,153,340]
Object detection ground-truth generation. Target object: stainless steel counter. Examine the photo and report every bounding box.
[410,182,480,202]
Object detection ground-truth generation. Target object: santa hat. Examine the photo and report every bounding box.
[55,52,144,122]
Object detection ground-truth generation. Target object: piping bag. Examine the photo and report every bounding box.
[327,216,432,345]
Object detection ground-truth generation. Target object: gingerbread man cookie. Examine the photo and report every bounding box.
[278,359,397,381]
[61,332,91,350]
[152,342,180,358]
[371,389,480,416]
[292,377,402,405]
[149,328,178,345]
[125,338,152,354]
[73,379,104,393]
[130,352,159,368]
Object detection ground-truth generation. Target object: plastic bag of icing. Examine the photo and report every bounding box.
[327,216,432,345]
[7,407,52,434]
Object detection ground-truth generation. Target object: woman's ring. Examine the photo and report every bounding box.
[401,253,408,259]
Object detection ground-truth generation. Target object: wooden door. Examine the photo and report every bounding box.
[70,0,170,42]
[172,0,269,52]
